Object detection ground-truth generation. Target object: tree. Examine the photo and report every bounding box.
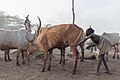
[5,15,24,30]
[0,11,24,30]
[0,11,6,28]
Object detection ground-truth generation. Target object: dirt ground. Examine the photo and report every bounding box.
[0,48,120,80]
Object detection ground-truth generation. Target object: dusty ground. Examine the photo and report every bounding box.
[0,48,120,80]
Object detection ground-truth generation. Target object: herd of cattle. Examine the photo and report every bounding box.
[0,15,120,75]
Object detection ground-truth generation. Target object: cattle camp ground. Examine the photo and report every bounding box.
[0,46,120,80]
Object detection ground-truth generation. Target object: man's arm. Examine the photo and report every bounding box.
[78,37,90,44]
[78,34,92,44]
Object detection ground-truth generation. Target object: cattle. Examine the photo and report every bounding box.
[0,29,35,65]
[0,15,35,66]
[31,17,86,74]
[102,32,120,60]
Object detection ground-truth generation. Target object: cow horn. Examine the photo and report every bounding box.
[26,15,29,18]
[24,15,32,33]
[37,16,41,35]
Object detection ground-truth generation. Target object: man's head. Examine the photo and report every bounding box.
[86,26,94,36]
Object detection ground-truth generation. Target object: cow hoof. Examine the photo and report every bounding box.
[41,69,45,72]
[96,73,100,76]
[5,60,8,62]
[23,62,25,65]
[59,61,62,64]
[16,63,19,66]
[9,59,12,61]
[112,56,115,59]
[47,68,50,71]
[80,59,84,62]
[72,72,76,75]
[72,70,76,75]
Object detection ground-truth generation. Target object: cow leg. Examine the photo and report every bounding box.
[6,49,11,61]
[71,46,79,74]
[117,51,119,59]
[41,49,48,72]
[61,48,65,70]
[116,45,119,59]
[59,49,62,64]
[21,50,25,65]
[47,50,53,71]
[62,48,65,64]
[106,52,109,62]
[27,52,30,66]
[25,50,28,58]
[112,46,116,59]
[16,50,21,66]
[59,48,65,70]
[79,43,84,62]
[4,50,8,62]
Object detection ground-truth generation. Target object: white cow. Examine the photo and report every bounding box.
[0,15,35,66]
[102,32,120,59]
[0,29,35,65]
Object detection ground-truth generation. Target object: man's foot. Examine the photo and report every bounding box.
[106,71,111,75]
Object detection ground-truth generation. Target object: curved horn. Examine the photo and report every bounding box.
[26,15,29,18]
[24,15,32,33]
[37,16,41,35]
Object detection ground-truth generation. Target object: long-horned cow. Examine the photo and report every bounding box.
[34,17,86,74]
[0,15,35,66]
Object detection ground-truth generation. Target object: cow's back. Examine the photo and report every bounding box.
[0,29,29,49]
[102,32,120,45]
[38,24,85,49]
[0,30,19,49]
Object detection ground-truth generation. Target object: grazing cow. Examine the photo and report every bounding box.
[32,17,86,74]
[0,29,35,65]
[0,15,35,66]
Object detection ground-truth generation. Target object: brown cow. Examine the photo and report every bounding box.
[32,17,86,74]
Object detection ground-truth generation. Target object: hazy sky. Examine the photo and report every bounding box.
[0,0,120,34]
